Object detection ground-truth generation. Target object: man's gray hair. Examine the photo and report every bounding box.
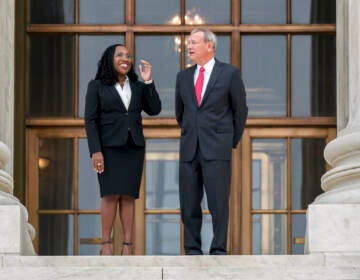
[191,28,217,51]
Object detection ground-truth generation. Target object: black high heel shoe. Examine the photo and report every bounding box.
[121,242,133,255]
[100,240,112,256]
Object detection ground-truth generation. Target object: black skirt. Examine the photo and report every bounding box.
[98,133,145,198]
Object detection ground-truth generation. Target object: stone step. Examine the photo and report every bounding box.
[1,254,360,280]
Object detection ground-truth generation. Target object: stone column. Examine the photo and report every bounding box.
[0,0,14,168]
[0,0,35,255]
[306,0,360,254]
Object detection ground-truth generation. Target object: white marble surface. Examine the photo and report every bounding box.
[306,204,360,253]
[2,255,325,268]
[0,206,21,254]
[0,205,35,256]
[0,267,161,280]
[163,267,360,280]
[337,0,360,136]
[324,253,360,267]
[0,0,14,175]
[0,141,13,195]
[342,0,360,136]
[1,255,360,280]
[316,0,360,205]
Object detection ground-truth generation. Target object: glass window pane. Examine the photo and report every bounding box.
[252,139,287,210]
[39,138,74,210]
[186,0,230,24]
[291,35,336,117]
[291,139,325,210]
[78,214,101,255]
[79,0,124,24]
[215,36,231,64]
[201,192,209,210]
[242,36,286,117]
[39,215,74,255]
[78,139,100,209]
[78,35,125,118]
[292,214,306,255]
[201,214,213,254]
[146,214,180,255]
[145,138,209,210]
[136,0,179,24]
[241,0,286,24]
[252,214,287,254]
[30,0,74,24]
[136,36,180,117]
[185,35,230,68]
[29,35,74,117]
[146,139,179,209]
[292,0,336,24]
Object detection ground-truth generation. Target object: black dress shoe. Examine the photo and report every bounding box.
[185,250,204,255]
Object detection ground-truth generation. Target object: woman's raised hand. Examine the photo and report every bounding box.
[138,59,152,82]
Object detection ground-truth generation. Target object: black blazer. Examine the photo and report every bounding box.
[175,59,248,161]
[85,79,161,156]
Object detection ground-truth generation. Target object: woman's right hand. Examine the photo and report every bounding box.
[92,152,104,173]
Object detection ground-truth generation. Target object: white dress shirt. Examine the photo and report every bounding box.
[193,58,215,104]
[114,76,131,110]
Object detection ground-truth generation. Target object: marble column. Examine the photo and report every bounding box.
[306,0,360,254]
[0,0,35,255]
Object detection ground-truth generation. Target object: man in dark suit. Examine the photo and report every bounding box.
[175,28,248,255]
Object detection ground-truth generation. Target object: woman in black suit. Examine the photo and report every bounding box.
[85,44,161,255]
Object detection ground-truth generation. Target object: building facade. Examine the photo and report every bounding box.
[2,0,347,256]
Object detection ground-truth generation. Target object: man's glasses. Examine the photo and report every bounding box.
[116,52,134,60]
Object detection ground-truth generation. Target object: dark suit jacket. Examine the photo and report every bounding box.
[85,79,161,156]
[175,59,248,161]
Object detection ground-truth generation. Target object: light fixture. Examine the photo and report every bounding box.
[168,8,205,26]
[38,157,50,170]
[170,15,181,25]
[169,9,205,58]
[185,8,205,25]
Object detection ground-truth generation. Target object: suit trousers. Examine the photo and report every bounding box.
[179,142,231,255]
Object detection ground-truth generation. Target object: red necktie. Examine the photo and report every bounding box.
[195,66,205,107]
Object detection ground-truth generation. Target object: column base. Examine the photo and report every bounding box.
[305,204,360,254]
[0,205,35,255]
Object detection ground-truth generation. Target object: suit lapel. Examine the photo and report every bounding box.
[107,85,127,111]
[200,59,221,107]
[186,65,197,107]
[127,81,137,111]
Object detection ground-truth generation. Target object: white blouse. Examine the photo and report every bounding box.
[114,76,132,110]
